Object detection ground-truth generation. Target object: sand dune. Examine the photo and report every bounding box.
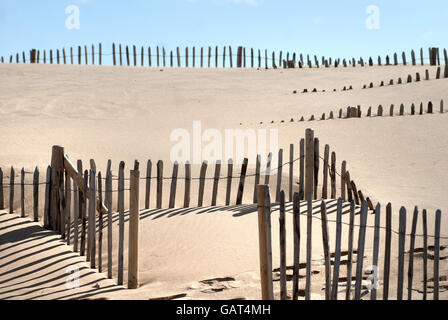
[1,63,447,300]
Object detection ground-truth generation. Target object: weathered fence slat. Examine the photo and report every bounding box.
[169,162,179,208]
[383,203,392,300]
[370,203,381,300]
[407,206,419,300]
[157,160,163,209]
[128,169,140,289]
[20,168,25,217]
[73,174,79,252]
[253,155,261,204]
[313,138,319,200]
[211,161,221,206]
[225,159,233,206]
[346,201,355,300]
[422,209,428,300]
[106,169,113,279]
[10,166,14,214]
[305,191,313,300]
[97,172,103,272]
[289,144,294,202]
[184,161,191,208]
[145,160,152,209]
[198,161,208,207]
[264,152,272,185]
[299,139,304,200]
[320,200,331,300]
[0,168,3,210]
[279,191,287,300]
[276,149,283,202]
[322,145,329,199]
[341,161,346,200]
[433,210,442,300]
[257,185,273,300]
[305,129,315,200]
[65,171,71,245]
[354,201,368,300]
[236,158,249,205]
[33,167,39,222]
[117,162,125,285]
[292,192,301,300]
[331,198,343,300]
[397,207,407,300]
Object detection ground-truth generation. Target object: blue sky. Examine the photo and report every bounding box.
[0,0,446,65]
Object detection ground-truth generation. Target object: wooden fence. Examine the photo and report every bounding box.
[2,44,447,69]
[1,128,374,290]
[256,129,446,300]
[251,99,445,126]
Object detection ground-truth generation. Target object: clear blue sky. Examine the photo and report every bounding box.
[0,0,446,65]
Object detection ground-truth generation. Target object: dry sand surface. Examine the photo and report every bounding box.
[0,63,447,300]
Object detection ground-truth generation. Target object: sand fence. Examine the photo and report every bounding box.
[2,45,447,69]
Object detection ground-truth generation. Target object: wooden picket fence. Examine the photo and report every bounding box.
[256,129,446,300]
[251,99,445,126]
[2,45,447,69]
[3,129,444,298]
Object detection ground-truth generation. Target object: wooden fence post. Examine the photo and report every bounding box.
[148,47,151,66]
[65,171,71,245]
[117,162,125,284]
[145,160,152,209]
[371,203,381,300]
[57,50,61,64]
[73,173,79,252]
[21,168,25,217]
[397,207,406,300]
[128,168,140,289]
[88,169,96,268]
[185,47,188,68]
[422,209,428,300]
[112,43,116,66]
[434,210,442,300]
[331,198,343,300]
[305,129,315,200]
[50,146,64,231]
[0,169,3,210]
[106,169,113,279]
[253,155,261,204]
[198,161,208,207]
[341,161,346,200]
[169,162,179,208]
[43,166,51,228]
[211,161,221,206]
[163,47,166,67]
[215,46,218,68]
[257,185,273,300]
[330,152,336,199]
[407,206,419,300]
[276,149,283,202]
[354,201,368,300]
[208,46,211,68]
[299,139,304,200]
[96,172,102,271]
[320,200,331,300]
[226,159,233,206]
[279,191,287,300]
[223,46,226,68]
[184,161,191,208]
[192,47,195,68]
[236,158,248,205]
[264,152,272,186]
[313,139,319,200]
[289,144,294,202]
[345,201,355,300]
[322,145,329,199]
[305,191,313,300]
[292,192,301,300]
[126,46,130,66]
[200,47,204,68]
[156,160,163,209]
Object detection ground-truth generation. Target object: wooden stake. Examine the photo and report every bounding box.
[88,169,96,268]
[222,158,233,206]
[313,139,319,200]
[198,161,208,207]
[397,207,406,300]
[211,161,221,206]
[299,139,304,200]
[236,158,248,205]
[279,191,287,300]
[145,160,152,209]
[354,201,368,300]
[157,160,163,209]
[276,149,283,202]
[322,145,329,199]
[345,201,355,300]
[128,169,140,289]
[305,129,315,200]
[305,191,313,300]
[184,161,191,208]
[292,192,301,300]
[117,162,125,285]
[423,209,428,300]
[331,198,343,300]
[257,185,273,300]
[407,206,418,300]
[169,162,179,208]
[106,169,113,279]
[371,203,381,300]
[433,210,442,300]
[320,200,331,300]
